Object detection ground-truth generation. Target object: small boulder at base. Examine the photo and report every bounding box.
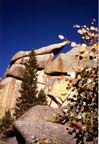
[14,121,76,144]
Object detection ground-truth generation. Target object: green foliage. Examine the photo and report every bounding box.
[15,50,48,119]
[15,49,38,119]
[36,89,48,105]
[0,110,14,135]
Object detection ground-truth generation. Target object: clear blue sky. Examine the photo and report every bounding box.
[0,0,98,77]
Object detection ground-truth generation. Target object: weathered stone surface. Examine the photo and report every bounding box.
[14,56,29,64]
[0,77,21,118]
[44,76,76,108]
[44,45,98,74]
[14,121,76,144]
[37,70,50,85]
[15,53,54,69]
[11,41,69,62]
[0,137,18,144]
[35,41,70,55]
[36,53,54,69]
[17,105,62,123]
[5,64,25,79]
[6,137,18,144]
[11,51,30,63]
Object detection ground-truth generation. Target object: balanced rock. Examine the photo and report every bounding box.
[35,40,70,55]
[11,41,69,62]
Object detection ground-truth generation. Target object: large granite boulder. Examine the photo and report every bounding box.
[5,53,54,79]
[12,53,54,69]
[13,105,76,144]
[0,41,98,118]
[14,121,76,144]
[11,41,69,62]
[17,105,62,123]
[5,64,25,80]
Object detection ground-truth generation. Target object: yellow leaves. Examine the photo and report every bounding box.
[90,26,98,32]
[77,74,81,80]
[71,42,77,47]
[77,28,86,35]
[73,24,80,28]
[77,29,84,35]
[90,26,95,31]
[58,34,65,40]
[73,19,98,46]
[81,43,87,49]
[81,44,87,55]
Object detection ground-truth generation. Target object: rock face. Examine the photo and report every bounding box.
[17,105,62,122]
[11,41,69,62]
[0,41,70,117]
[13,105,76,144]
[0,77,21,118]
[0,41,98,144]
[14,121,76,144]
[0,41,98,117]
[5,64,25,80]
[44,45,98,74]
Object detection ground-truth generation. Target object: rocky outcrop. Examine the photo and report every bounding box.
[34,40,70,55]
[14,121,76,144]
[0,41,98,118]
[44,76,76,108]
[11,41,69,62]
[0,41,98,143]
[0,41,70,117]
[6,54,54,79]
[0,77,21,118]
[17,105,62,122]
[11,53,54,70]
[13,105,76,144]
[44,45,98,74]
[5,64,25,80]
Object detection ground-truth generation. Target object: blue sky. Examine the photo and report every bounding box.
[0,0,98,77]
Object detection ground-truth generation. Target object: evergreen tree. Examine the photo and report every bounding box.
[0,110,14,135]
[37,89,47,105]
[15,49,38,119]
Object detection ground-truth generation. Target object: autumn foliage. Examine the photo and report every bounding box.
[58,19,98,143]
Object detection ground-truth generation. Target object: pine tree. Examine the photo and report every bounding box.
[37,89,48,105]
[15,49,38,119]
[0,110,14,135]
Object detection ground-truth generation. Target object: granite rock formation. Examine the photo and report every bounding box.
[13,105,76,144]
[0,41,98,118]
[0,40,98,144]
[0,41,70,117]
